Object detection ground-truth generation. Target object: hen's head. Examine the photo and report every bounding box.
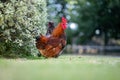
[61,17,67,30]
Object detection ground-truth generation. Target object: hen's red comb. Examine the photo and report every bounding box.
[62,17,67,24]
[61,17,67,29]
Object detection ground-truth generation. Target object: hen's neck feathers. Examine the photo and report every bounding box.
[51,23,65,37]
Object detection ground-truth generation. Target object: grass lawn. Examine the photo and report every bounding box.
[0,55,120,80]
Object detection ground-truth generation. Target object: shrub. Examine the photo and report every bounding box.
[0,0,47,57]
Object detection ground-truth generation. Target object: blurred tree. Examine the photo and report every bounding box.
[69,0,120,45]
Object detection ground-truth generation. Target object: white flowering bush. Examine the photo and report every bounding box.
[0,0,47,57]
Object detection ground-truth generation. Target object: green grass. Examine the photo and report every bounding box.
[0,55,120,80]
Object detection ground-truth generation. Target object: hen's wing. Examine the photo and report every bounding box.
[36,34,48,50]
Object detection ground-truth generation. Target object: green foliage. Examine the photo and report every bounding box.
[69,0,120,44]
[0,0,47,57]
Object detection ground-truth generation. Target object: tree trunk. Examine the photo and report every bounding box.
[103,30,109,55]
[104,31,109,46]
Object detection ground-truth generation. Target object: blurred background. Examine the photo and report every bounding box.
[0,0,120,57]
[47,0,120,55]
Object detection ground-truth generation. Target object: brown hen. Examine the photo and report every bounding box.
[36,17,67,58]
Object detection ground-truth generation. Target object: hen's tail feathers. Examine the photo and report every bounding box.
[35,33,43,41]
[46,22,55,36]
[48,22,54,28]
[36,36,40,41]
